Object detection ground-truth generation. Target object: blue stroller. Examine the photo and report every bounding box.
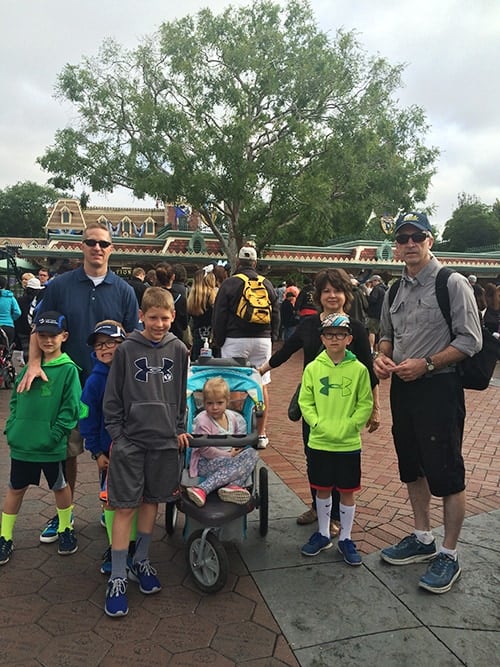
[166,358,269,593]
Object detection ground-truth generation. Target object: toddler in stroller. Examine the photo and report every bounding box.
[0,327,16,389]
[169,358,269,593]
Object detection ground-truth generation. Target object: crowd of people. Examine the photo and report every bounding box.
[0,213,496,622]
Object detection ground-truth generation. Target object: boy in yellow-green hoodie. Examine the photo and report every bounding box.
[0,311,81,565]
[298,313,373,565]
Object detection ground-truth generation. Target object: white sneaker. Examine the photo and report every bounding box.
[257,435,269,449]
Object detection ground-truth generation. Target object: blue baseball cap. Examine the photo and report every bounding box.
[34,311,67,334]
[394,211,432,233]
[87,323,126,346]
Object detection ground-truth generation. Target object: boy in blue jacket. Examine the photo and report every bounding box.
[0,311,81,565]
[299,313,373,566]
[79,320,136,575]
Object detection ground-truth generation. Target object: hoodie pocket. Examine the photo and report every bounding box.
[125,401,176,443]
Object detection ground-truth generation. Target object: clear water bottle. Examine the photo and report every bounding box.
[200,338,212,358]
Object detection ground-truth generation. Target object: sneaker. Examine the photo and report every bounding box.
[40,513,74,544]
[105,577,128,617]
[418,553,461,594]
[338,538,362,566]
[57,528,78,555]
[380,534,437,565]
[128,558,162,594]
[217,485,251,505]
[257,435,269,449]
[100,546,112,575]
[297,507,317,525]
[186,486,207,507]
[301,531,332,557]
[0,536,13,565]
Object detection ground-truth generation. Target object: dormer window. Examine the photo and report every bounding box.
[61,207,71,224]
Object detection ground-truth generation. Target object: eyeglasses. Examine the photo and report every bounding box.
[321,331,350,340]
[94,340,121,350]
[395,232,428,244]
[83,239,112,249]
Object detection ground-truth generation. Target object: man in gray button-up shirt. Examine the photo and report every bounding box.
[374,211,481,595]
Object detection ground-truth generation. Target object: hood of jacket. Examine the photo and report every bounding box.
[42,352,81,370]
[89,352,111,377]
[316,348,357,367]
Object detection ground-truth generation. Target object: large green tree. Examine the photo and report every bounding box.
[0,181,62,237]
[38,0,437,267]
[441,193,500,251]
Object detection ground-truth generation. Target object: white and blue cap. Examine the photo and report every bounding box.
[320,313,351,332]
[87,323,126,346]
[34,311,67,334]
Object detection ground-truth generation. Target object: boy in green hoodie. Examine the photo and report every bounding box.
[0,311,81,565]
[298,313,373,566]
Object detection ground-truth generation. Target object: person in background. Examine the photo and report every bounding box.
[21,273,35,290]
[375,211,482,594]
[295,276,318,319]
[38,268,51,287]
[0,276,21,345]
[467,275,486,312]
[212,246,279,450]
[365,274,387,354]
[155,263,188,342]
[127,267,148,307]
[483,283,500,338]
[280,291,298,341]
[145,269,158,287]
[14,277,44,364]
[187,268,218,360]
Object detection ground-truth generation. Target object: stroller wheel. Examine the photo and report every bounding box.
[165,501,178,535]
[2,367,15,390]
[187,529,228,593]
[258,466,269,537]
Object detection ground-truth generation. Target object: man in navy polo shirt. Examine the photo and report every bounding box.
[18,222,139,542]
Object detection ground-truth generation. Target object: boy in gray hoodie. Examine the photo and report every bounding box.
[103,287,189,617]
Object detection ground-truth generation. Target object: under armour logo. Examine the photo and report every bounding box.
[134,357,174,382]
[319,376,352,396]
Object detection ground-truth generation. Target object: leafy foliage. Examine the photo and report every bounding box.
[441,193,500,251]
[0,181,63,237]
[38,0,438,266]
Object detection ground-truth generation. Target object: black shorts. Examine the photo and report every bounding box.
[10,458,67,491]
[390,373,465,497]
[307,447,361,493]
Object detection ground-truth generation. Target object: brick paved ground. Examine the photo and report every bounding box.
[0,351,497,666]
[262,349,500,555]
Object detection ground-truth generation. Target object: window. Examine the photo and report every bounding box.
[61,208,71,224]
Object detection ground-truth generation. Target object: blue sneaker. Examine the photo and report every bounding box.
[57,528,78,555]
[0,536,13,565]
[100,546,112,575]
[105,577,128,617]
[338,538,362,566]
[380,534,437,565]
[128,558,161,594]
[40,513,74,544]
[418,553,461,594]
[301,531,332,556]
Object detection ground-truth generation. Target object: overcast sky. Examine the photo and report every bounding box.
[1,0,499,230]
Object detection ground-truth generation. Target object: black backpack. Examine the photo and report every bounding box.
[388,268,500,390]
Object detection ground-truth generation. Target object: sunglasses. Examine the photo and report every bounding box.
[395,232,428,244]
[83,239,112,249]
[321,331,350,340]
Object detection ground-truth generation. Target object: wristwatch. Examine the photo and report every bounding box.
[91,451,104,460]
[425,357,435,373]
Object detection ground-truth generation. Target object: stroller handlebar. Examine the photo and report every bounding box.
[188,433,259,449]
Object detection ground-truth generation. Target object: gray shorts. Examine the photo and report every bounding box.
[107,438,180,508]
[66,427,84,458]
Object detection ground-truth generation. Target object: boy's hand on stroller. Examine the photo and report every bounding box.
[177,433,191,450]
[230,447,242,457]
[17,363,47,392]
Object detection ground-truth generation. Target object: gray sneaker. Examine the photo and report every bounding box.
[418,553,461,594]
[381,534,437,565]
